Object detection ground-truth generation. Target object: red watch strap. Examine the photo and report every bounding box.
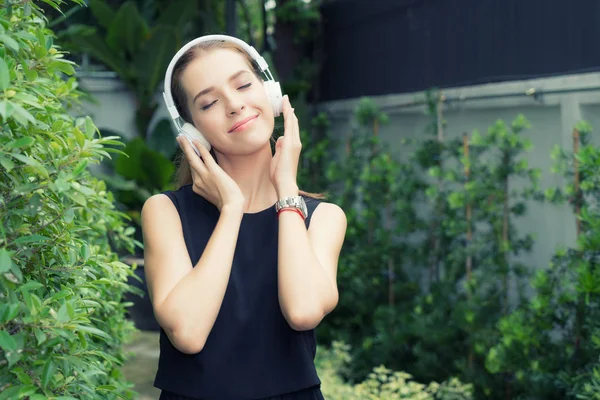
[277,207,305,220]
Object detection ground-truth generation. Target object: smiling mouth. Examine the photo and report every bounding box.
[228,115,258,133]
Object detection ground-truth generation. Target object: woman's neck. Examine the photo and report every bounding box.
[215,145,278,213]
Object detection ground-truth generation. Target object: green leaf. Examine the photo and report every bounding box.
[64,208,75,223]
[0,330,17,351]
[12,368,32,385]
[75,325,111,340]
[72,127,86,147]
[0,386,21,400]
[77,330,87,348]
[24,68,37,82]
[0,303,19,323]
[0,56,9,90]
[80,244,90,261]
[85,116,96,138]
[0,154,14,171]
[67,29,129,79]
[56,302,71,322]
[18,385,37,397]
[147,118,177,158]
[10,153,43,168]
[135,25,177,96]
[12,102,36,126]
[0,248,13,273]
[50,289,72,302]
[96,385,117,391]
[47,60,75,76]
[66,191,87,206]
[0,34,19,52]
[106,1,148,55]
[41,359,55,388]
[73,159,88,176]
[40,0,61,13]
[17,281,43,292]
[5,136,34,149]
[0,99,14,121]
[34,328,46,345]
[6,261,23,284]
[13,235,50,245]
[89,0,116,30]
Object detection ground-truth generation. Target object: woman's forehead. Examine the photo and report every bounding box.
[182,49,252,88]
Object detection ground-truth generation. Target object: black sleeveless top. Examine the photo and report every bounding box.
[154,184,323,400]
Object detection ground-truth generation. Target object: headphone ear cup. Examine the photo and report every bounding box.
[180,122,211,152]
[263,80,283,117]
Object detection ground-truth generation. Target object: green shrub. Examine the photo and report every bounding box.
[316,342,474,400]
[485,122,600,399]
[0,1,138,398]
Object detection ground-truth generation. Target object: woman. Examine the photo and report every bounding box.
[141,34,347,400]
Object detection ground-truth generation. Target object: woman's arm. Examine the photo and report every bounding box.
[277,200,347,330]
[141,194,243,353]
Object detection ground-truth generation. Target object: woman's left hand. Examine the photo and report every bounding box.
[270,95,301,197]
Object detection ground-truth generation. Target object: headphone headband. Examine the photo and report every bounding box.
[162,34,272,121]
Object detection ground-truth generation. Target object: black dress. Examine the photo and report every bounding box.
[154,184,325,400]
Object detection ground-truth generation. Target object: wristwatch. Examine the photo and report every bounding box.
[275,196,308,219]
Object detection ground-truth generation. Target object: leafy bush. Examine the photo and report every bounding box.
[0,1,138,398]
[316,341,474,400]
[485,121,600,399]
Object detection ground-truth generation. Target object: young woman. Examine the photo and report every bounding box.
[141,35,347,400]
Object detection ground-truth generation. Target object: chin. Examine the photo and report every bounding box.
[221,132,272,156]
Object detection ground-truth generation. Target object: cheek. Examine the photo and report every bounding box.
[260,113,275,134]
[254,85,274,118]
[192,112,222,138]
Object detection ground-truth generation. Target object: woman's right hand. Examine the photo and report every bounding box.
[177,136,245,212]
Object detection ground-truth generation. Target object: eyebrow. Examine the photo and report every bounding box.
[192,70,250,104]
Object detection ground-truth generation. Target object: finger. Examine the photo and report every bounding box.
[283,104,294,141]
[193,140,216,170]
[276,135,284,150]
[190,166,204,185]
[291,109,301,145]
[178,135,208,175]
[283,94,291,113]
[272,137,282,164]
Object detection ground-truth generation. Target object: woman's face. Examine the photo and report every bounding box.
[180,48,275,155]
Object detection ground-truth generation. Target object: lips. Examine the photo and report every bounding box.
[228,115,258,133]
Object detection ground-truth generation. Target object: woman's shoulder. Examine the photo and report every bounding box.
[312,201,345,219]
[301,195,343,212]
[162,184,194,200]
[301,196,346,228]
[142,184,195,216]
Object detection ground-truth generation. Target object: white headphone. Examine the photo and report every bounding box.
[162,34,283,154]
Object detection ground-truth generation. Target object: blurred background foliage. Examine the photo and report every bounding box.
[1,1,597,399]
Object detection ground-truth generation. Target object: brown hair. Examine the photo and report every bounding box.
[170,39,325,199]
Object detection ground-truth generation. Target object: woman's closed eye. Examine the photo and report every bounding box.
[200,83,252,111]
[201,100,217,111]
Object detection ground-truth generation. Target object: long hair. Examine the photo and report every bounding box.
[169,39,325,199]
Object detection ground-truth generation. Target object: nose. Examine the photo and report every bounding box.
[225,91,245,116]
